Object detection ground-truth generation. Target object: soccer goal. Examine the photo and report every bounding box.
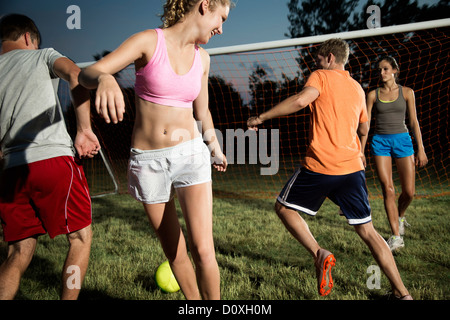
[60,18,449,199]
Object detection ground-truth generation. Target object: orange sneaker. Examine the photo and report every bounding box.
[315,249,336,296]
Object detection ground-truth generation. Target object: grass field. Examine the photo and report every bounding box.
[1,172,448,301]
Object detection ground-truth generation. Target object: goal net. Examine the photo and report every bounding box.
[59,19,449,199]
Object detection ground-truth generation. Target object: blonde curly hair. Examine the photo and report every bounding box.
[161,0,233,28]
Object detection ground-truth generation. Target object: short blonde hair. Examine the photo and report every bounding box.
[316,38,350,65]
[161,0,233,28]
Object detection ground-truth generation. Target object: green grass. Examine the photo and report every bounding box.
[1,187,448,300]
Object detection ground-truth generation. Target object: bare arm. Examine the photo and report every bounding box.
[358,120,369,167]
[53,57,100,159]
[358,121,369,138]
[360,90,375,160]
[247,86,320,130]
[194,49,227,172]
[78,30,156,124]
[404,87,428,167]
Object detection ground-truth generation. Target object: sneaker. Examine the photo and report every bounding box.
[387,235,404,251]
[386,292,414,300]
[315,249,336,296]
[399,217,411,236]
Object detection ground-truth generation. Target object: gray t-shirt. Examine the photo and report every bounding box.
[0,48,74,169]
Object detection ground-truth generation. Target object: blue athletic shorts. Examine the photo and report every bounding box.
[371,133,414,158]
[277,167,372,225]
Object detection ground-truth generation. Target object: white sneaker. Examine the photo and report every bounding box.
[399,217,411,236]
[387,235,405,251]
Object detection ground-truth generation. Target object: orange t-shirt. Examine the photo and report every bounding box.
[303,69,368,175]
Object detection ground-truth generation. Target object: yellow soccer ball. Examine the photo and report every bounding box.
[155,261,180,293]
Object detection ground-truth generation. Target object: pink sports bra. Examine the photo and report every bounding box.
[134,28,203,108]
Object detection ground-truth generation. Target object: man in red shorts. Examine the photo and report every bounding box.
[0,14,100,299]
[247,39,412,299]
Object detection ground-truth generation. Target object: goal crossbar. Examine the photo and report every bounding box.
[206,18,450,56]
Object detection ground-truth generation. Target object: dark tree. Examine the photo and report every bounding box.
[285,0,360,38]
[286,0,450,39]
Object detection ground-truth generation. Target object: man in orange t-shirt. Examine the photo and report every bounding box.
[303,67,367,175]
[247,39,412,300]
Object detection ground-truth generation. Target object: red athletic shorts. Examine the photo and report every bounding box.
[0,156,92,242]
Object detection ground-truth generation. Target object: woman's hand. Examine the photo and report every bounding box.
[95,74,125,124]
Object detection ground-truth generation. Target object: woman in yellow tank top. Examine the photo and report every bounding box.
[364,56,428,251]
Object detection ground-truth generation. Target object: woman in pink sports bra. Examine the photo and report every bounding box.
[79,0,231,300]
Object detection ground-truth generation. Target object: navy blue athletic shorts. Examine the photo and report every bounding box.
[277,167,372,225]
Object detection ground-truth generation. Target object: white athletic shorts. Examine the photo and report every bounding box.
[128,137,212,204]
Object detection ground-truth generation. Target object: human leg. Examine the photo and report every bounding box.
[275,167,330,256]
[275,202,335,296]
[354,222,410,298]
[143,200,201,300]
[374,155,400,236]
[0,237,37,299]
[391,133,416,221]
[29,157,93,299]
[275,201,320,257]
[395,155,415,219]
[395,156,415,235]
[61,225,92,300]
[275,167,339,295]
[129,138,215,299]
[176,182,220,300]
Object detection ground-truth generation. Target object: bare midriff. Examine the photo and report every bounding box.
[131,95,200,150]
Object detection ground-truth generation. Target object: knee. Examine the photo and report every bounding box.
[9,247,34,264]
[354,222,377,243]
[191,243,216,267]
[67,225,92,247]
[5,238,37,269]
[401,188,415,202]
[382,184,396,200]
[274,201,285,218]
[275,201,295,222]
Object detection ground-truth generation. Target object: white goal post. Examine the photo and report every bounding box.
[206,18,450,55]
